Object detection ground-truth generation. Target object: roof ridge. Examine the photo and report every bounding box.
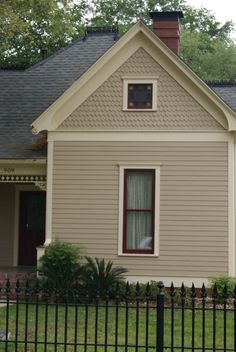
[84,26,118,41]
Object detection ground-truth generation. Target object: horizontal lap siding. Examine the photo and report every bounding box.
[52,141,228,278]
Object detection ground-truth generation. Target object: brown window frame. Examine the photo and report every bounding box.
[122,169,155,254]
[127,83,153,109]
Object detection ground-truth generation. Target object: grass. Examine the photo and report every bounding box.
[0,301,235,351]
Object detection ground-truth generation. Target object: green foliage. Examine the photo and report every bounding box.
[39,241,83,291]
[82,256,128,297]
[88,0,236,81]
[0,0,88,68]
[0,0,235,80]
[181,29,236,81]
[209,276,236,300]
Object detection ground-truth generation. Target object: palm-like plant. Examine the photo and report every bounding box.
[83,256,128,297]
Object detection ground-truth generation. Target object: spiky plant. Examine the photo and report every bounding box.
[83,256,128,297]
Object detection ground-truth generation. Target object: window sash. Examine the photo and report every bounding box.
[123,169,155,254]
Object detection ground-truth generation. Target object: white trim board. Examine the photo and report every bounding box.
[228,140,235,276]
[44,140,53,246]
[48,131,234,142]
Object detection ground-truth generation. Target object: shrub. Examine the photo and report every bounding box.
[209,276,236,300]
[81,256,128,299]
[39,241,83,292]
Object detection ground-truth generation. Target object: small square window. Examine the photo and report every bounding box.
[128,84,153,109]
[123,79,157,111]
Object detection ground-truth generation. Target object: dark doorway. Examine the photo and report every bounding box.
[18,191,46,266]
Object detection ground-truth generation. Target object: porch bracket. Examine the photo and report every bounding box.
[34,180,47,191]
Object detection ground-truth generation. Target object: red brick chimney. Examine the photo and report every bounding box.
[150,11,184,55]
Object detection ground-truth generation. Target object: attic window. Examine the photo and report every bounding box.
[123,79,157,111]
[128,84,152,109]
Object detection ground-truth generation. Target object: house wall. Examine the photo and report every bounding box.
[0,184,15,266]
[51,140,228,280]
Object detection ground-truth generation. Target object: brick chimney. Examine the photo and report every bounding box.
[149,11,184,55]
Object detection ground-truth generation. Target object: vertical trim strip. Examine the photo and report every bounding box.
[44,140,54,245]
[228,139,235,276]
[13,187,19,266]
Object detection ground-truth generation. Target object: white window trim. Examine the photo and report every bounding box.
[118,163,161,257]
[123,79,158,111]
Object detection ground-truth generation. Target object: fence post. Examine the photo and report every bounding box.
[156,281,164,352]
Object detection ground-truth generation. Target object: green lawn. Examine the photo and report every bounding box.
[0,302,234,351]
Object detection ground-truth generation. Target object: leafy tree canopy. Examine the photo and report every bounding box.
[0,0,235,81]
[0,0,88,68]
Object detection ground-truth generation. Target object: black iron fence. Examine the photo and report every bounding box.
[0,279,236,351]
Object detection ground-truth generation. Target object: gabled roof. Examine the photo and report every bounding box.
[0,31,116,159]
[0,21,236,160]
[32,20,236,134]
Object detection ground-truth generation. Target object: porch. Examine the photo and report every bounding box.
[0,160,47,269]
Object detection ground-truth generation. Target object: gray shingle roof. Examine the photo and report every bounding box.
[210,84,236,112]
[0,32,116,159]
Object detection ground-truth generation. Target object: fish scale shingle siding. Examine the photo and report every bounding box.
[52,141,228,278]
[59,48,225,131]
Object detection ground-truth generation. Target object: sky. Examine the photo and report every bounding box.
[186,0,236,38]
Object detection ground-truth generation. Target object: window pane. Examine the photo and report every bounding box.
[128,84,152,108]
[126,212,152,250]
[127,171,153,209]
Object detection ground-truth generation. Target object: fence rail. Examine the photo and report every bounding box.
[0,280,235,351]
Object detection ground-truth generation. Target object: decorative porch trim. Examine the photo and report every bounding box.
[0,175,46,190]
[34,181,47,191]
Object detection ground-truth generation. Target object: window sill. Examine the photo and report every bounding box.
[123,108,157,112]
[118,253,159,257]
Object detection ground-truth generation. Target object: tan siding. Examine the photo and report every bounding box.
[52,141,228,278]
[0,184,15,266]
[59,48,224,131]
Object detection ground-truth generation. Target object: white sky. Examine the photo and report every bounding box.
[186,0,236,39]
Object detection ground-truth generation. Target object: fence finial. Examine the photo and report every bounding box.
[157,281,164,293]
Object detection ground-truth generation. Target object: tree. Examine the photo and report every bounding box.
[88,0,236,81]
[0,0,89,68]
[0,0,235,81]
[181,29,236,81]
[89,0,234,37]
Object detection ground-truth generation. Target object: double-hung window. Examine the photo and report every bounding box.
[119,165,160,256]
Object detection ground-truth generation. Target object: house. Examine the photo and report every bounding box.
[1,11,236,286]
